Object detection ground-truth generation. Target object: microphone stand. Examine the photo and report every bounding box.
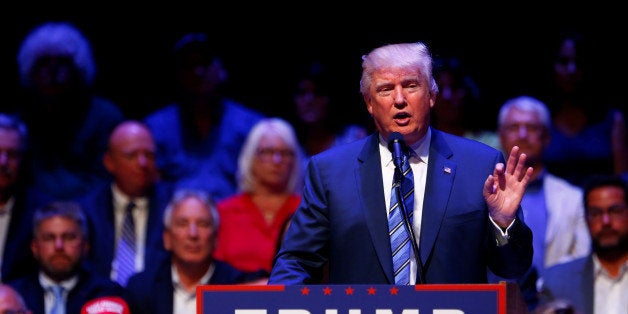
[394,166,425,284]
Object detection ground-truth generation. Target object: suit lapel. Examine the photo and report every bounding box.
[358,134,394,283]
[145,186,164,264]
[420,130,456,265]
[102,188,116,267]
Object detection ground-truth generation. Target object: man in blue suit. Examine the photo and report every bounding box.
[269,42,534,285]
[79,120,172,286]
[9,201,126,313]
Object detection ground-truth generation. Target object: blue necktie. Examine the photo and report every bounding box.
[50,285,65,314]
[388,152,414,285]
[116,201,136,286]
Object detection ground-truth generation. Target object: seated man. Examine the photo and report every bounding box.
[125,189,267,314]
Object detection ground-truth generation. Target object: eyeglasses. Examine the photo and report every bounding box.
[500,123,545,136]
[256,148,295,162]
[586,205,628,221]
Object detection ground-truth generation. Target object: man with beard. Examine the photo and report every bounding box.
[538,175,628,314]
[8,201,126,313]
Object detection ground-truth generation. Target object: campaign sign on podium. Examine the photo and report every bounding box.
[198,284,513,314]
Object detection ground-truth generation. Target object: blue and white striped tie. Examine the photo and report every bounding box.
[116,201,136,286]
[388,153,414,285]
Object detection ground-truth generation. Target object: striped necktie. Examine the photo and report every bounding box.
[116,201,136,286]
[388,152,414,285]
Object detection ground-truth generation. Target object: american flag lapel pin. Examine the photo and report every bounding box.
[444,167,451,174]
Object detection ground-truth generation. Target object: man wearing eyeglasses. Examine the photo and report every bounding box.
[494,95,591,311]
[538,175,628,314]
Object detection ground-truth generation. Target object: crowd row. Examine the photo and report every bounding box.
[0,20,626,314]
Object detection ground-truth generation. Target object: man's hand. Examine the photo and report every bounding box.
[483,146,533,228]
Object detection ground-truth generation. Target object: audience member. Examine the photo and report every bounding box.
[268,42,534,285]
[125,189,268,314]
[0,283,31,314]
[0,113,51,282]
[288,60,368,160]
[537,175,628,314]
[78,120,172,286]
[538,31,625,187]
[214,117,303,273]
[15,21,126,200]
[143,32,265,202]
[493,95,591,311]
[431,55,500,150]
[8,201,126,313]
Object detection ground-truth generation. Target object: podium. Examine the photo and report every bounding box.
[198,282,528,314]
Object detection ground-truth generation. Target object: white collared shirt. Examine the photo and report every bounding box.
[593,254,628,314]
[0,197,15,277]
[379,128,431,285]
[39,272,78,314]
[111,184,149,277]
[172,263,214,314]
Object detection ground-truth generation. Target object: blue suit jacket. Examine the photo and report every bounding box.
[8,264,126,314]
[78,181,173,279]
[1,187,52,282]
[539,256,594,314]
[269,130,533,284]
[125,255,269,314]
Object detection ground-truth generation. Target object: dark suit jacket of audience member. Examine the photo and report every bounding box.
[125,255,268,314]
[78,181,173,278]
[1,188,52,282]
[8,263,126,314]
[540,256,594,314]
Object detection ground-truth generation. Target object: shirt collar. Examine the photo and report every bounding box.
[171,262,215,293]
[378,127,431,167]
[111,184,148,209]
[39,271,79,291]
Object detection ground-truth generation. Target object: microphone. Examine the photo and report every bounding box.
[386,131,425,284]
[387,132,406,170]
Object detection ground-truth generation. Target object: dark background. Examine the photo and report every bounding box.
[2,6,625,130]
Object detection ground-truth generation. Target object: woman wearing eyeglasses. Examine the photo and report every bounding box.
[212,118,304,274]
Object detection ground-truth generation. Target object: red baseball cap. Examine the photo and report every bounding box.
[81,296,130,314]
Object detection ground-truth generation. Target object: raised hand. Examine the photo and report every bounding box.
[483,146,534,228]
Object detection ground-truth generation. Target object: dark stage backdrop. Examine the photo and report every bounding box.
[1,6,624,129]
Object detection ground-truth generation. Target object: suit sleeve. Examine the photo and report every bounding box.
[268,157,329,284]
[485,150,534,279]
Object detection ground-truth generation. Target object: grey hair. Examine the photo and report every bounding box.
[162,189,220,229]
[17,21,96,87]
[237,117,303,193]
[360,42,439,99]
[32,201,89,240]
[497,95,551,128]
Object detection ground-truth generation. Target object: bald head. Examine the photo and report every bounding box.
[104,120,158,197]
[108,120,154,149]
[0,284,29,313]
